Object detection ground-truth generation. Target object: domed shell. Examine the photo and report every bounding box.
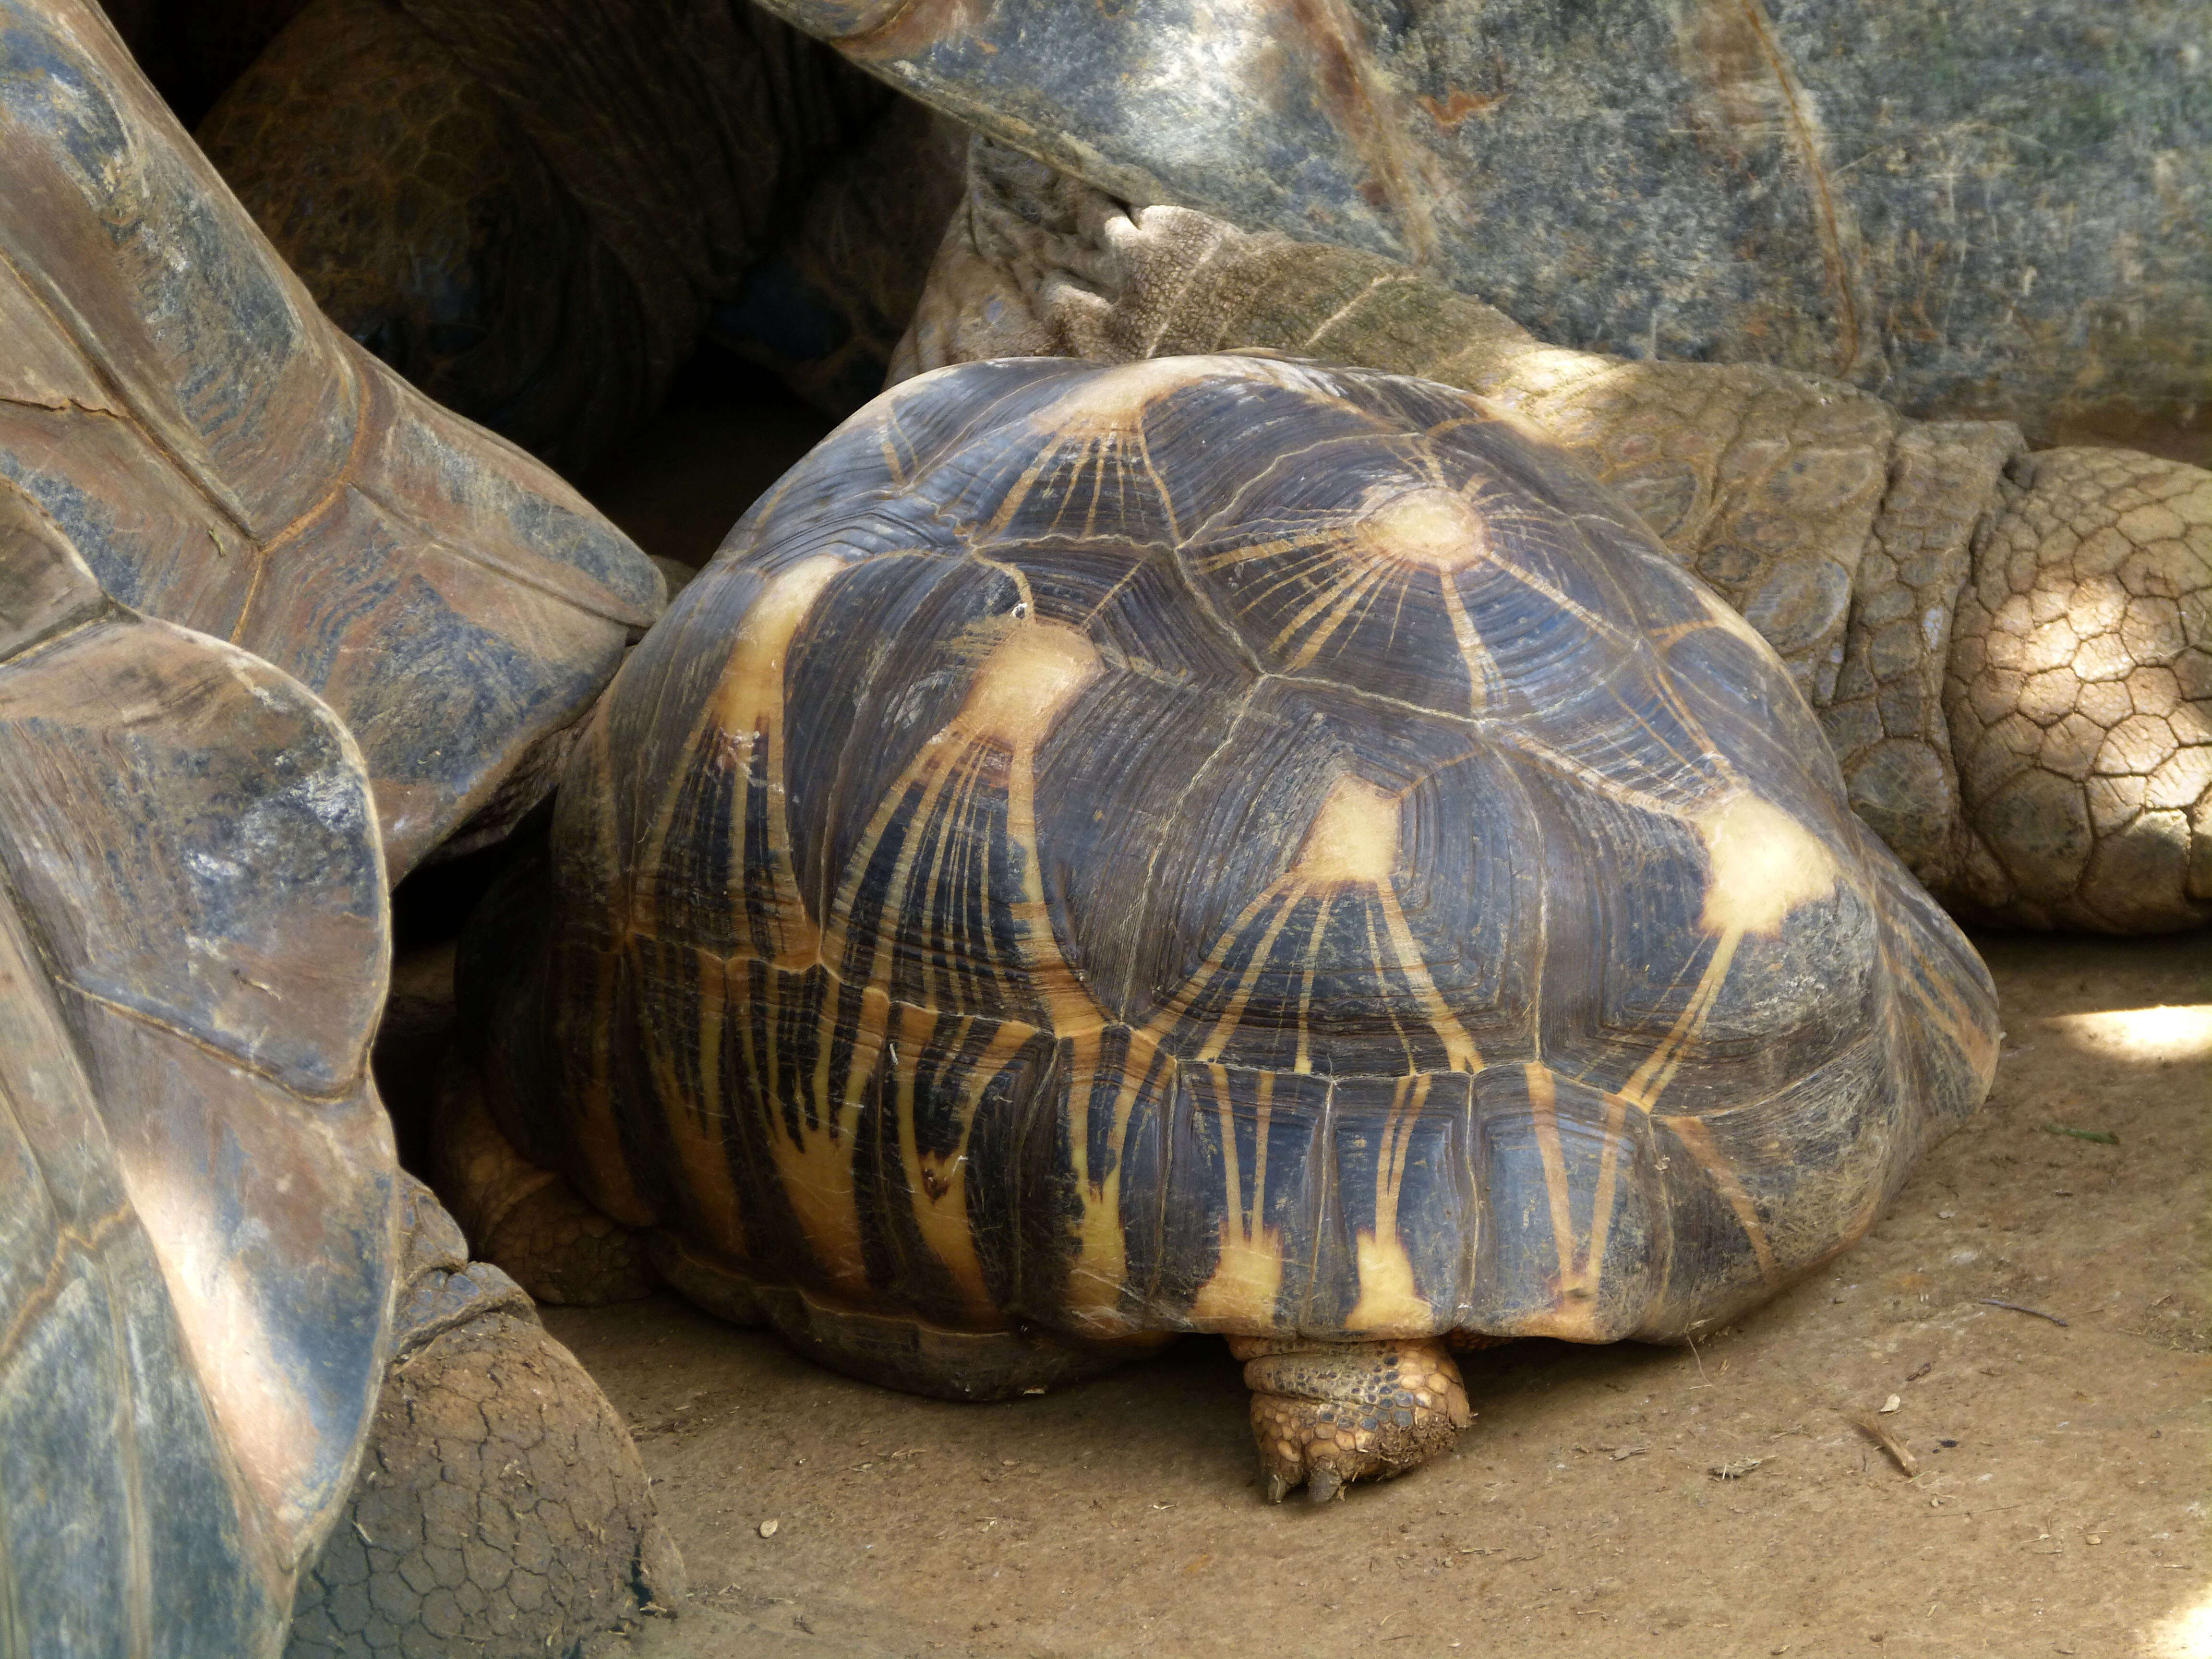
[513,355,1998,1348]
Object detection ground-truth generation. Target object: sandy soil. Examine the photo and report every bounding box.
[517,932,2210,1659]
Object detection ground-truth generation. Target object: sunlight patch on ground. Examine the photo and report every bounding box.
[2150,1581,2212,1659]
[2042,1004,2212,1064]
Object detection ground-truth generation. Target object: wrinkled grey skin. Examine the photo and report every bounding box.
[759,0,2210,465]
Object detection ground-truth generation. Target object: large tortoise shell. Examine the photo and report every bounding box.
[507,355,1998,1346]
[1,0,661,879]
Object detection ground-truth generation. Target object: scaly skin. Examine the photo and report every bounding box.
[890,140,2212,931]
[1231,1337,1473,1504]
[289,1180,681,1658]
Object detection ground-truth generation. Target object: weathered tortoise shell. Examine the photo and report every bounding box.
[497,356,1999,1355]
[0,485,396,1652]
[759,0,2210,461]
[1,0,661,879]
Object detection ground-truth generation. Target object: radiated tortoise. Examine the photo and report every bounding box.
[456,353,2001,1500]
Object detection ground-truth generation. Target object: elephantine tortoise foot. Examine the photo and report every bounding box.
[1230,1336,1473,1504]
[289,1180,680,1658]
[1944,447,2212,931]
[430,1054,658,1306]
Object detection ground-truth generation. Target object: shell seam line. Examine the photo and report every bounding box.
[0,242,256,541]
[53,979,369,1105]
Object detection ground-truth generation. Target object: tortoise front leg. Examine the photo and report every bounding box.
[1229,1336,1473,1503]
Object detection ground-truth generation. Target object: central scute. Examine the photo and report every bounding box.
[526,356,1997,1358]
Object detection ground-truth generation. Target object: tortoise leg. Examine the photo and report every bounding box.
[1229,1336,1473,1504]
[429,1054,657,1306]
[1945,446,2212,930]
[288,1179,681,1658]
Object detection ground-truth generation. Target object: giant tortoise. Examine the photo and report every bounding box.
[893,142,2212,934]
[2,0,663,880]
[757,0,2210,464]
[451,353,2001,1501]
[2,3,679,1651]
[0,486,675,1655]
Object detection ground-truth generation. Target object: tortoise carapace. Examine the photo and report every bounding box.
[467,355,1999,1500]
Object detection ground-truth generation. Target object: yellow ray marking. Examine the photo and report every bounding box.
[1498,730,1700,820]
[1190,1067,1287,1325]
[1374,878,1484,1072]
[1294,902,1328,1075]
[981,359,1229,543]
[1617,930,1742,1114]
[575,940,650,1225]
[1475,537,1632,641]
[1693,792,1840,938]
[980,625,1110,1034]
[897,1012,1035,1321]
[1663,1113,1778,1280]
[640,946,744,1253]
[1436,567,1499,713]
[750,974,893,1300]
[1251,1069,1274,1226]
[1358,900,1421,1074]
[1275,553,1398,669]
[1191,521,1351,577]
[1348,1073,1436,1330]
[1524,1064,1581,1294]
[1191,887,1306,1064]
[567,717,650,1225]
[1060,1025,1171,1330]
[665,553,846,966]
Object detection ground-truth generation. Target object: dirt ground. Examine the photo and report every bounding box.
[520,932,2210,1659]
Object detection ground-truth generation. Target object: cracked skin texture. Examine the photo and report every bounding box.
[288,1312,680,1659]
[289,1180,681,1658]
[892,142,2212,932]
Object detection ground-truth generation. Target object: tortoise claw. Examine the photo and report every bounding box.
[1306,1466,1345,1504]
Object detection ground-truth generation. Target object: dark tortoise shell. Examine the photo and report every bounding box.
[481,355,1998,1490]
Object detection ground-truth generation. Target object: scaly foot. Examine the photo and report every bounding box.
[1230,1336,1472,1503]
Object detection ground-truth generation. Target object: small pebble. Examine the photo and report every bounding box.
[2087,1535,2103,1546]
[759,1519,780,1539]
[1878,1394,1902,1414]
